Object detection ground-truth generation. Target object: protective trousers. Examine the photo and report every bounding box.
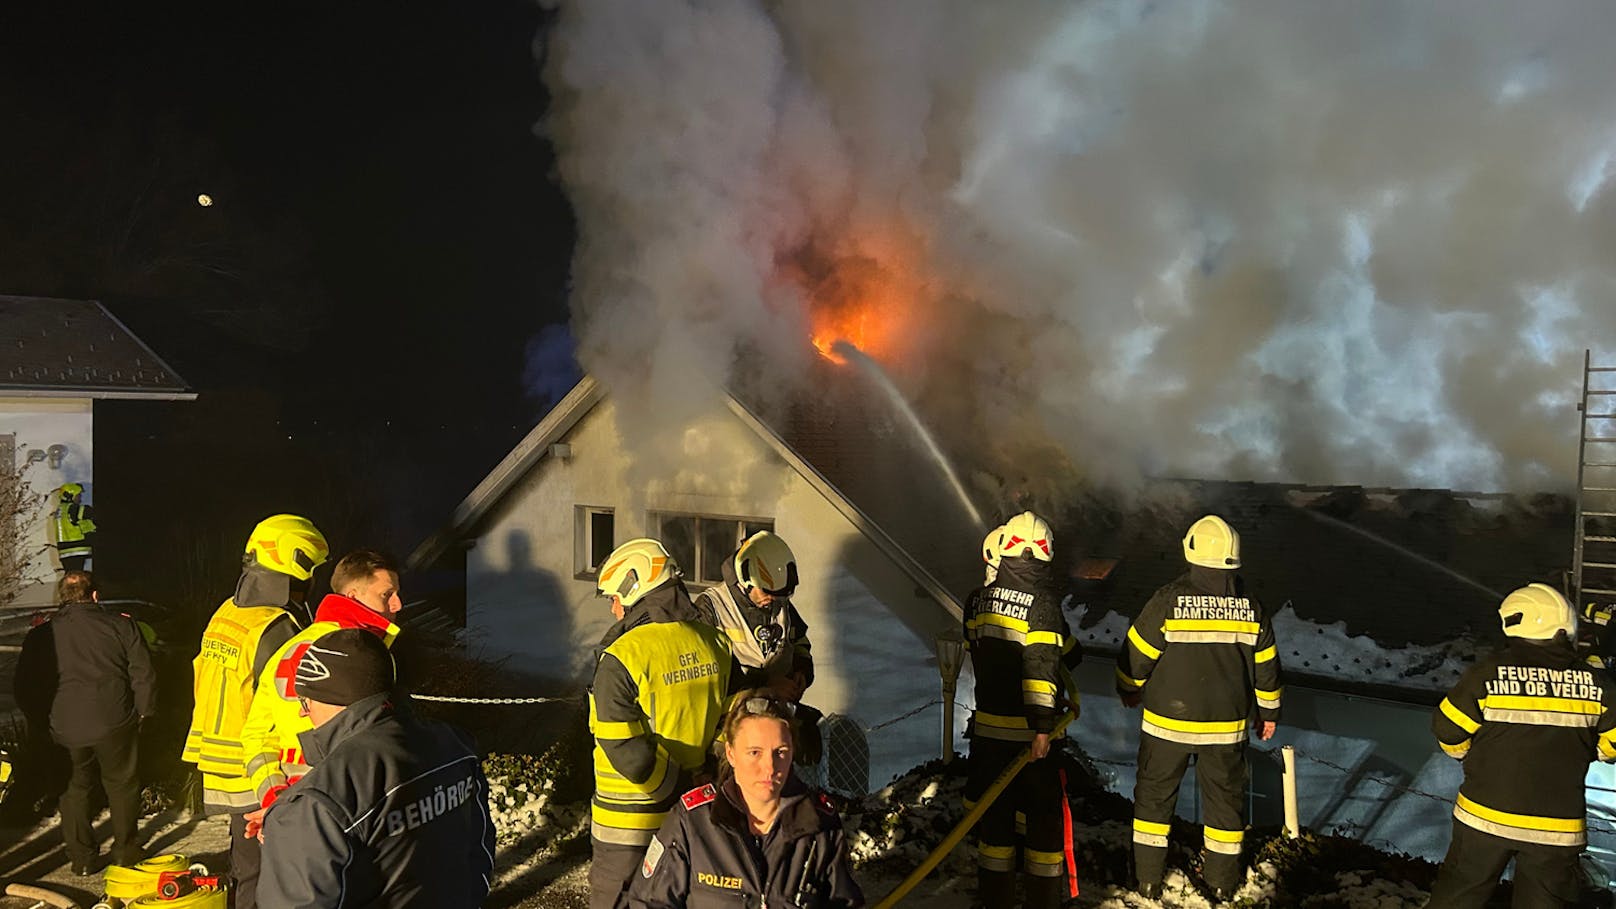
[1131,735,1247,893]
[964,737,1067,909]
[590,838,646,909]
[59,727,141,868]
[1424,821,1582,909]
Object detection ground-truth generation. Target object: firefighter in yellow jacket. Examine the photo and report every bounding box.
[182,514,328,909]
[1427,583,1616,908]
[589,538,732,909]
[1117,515,1280,902]
[963,511,1081,909]
[51,483,96,572]
[240,549,403,833]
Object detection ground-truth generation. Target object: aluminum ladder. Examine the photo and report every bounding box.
[1574,350,1616,656]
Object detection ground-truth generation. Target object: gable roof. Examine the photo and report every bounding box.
[0,295,194,400]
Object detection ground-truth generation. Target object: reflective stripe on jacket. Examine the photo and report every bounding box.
[183,598,300,811]
[1432,637,1616,847]
[1117,568,1281,748]
[54,501,96,556]
[591,583,731,847]
[243,594,402,807]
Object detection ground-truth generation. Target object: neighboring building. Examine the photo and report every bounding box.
[1,296,193,607]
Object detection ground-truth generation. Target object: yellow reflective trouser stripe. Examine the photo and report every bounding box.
[977,842,1015,871]
[1439,698,1482,734]
[1127,626,1162,660]
[592,719,650,740]
[1254,645,1277,664]
[1204,826,1244,843]
[979,844,1015,859]
[1133,818,1169,847]
[1454,794,1585,847]
[1440,740,1471,759]
[1164,618,1260,635]
[1025,849,1064,876]
[1116,667,1146,691]
[1025,631,1063,647]
[1025,849,1063,864]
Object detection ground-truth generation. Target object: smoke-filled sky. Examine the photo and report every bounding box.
[541,0,1616,496]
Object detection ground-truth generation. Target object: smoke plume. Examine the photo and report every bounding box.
[540,0,1616,495]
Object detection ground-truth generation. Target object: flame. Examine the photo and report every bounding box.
[799,230,922,365]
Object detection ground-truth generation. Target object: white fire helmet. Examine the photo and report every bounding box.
[1499,583,1577,640]
[597,538,678,608]
[1183,515,1240,569]
[734,531,798,597]
[998,512,1053,562]
[983,525,1005,583]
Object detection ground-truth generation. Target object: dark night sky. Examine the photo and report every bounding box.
[1,4,578,602]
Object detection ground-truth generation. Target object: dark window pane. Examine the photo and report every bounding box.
[589,511,615,571]
[701,520,739,584]
[743,520,773,540]
[659,514,696,579]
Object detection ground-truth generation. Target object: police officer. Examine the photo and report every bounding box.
[257,628,494,909]
[1426,583,1616,908]
[625,690,863,909]
[183,514,328,909]
[51,482,96,572]
[963,511,1080,909]
[1117,514,1280,902]
[591,538,733,909]
[693,532,821,764]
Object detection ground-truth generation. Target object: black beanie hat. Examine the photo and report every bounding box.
[295,628,395,706]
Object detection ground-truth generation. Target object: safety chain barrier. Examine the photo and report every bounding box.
[412,693,583,705]
[865,698,943,733]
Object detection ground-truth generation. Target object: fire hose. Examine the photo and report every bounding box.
[872,709,1076,909]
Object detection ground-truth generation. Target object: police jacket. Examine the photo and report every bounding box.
[694,558,813,691]
[964,556,1080,742]
[184,596,302,812]
[1117,567,1281,748]
[243,594,402,809]
[626,775,863,909]
[257,693,495,909]
[1432,637,1616,848]
[591,582,733,847]
[48,601,157,747]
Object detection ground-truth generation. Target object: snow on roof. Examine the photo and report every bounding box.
[0,295,194,399]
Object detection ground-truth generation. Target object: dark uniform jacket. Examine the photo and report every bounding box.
[1117,567,1281,747]
[1432,637,1616,847]
[693,559,813,691]
[49,602,156,748]
[964,556,1080,741]
[257,693,495,909]
[626,776,863,909]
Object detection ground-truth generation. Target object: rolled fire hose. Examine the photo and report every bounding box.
[102,854,191,900]
[128,888,227,908]
[4,881,82,909]
[873,710,1077,909]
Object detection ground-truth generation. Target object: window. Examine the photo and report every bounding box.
[649,512,773,586]
[574,506,615,579]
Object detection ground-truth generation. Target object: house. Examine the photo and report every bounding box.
[409,362,984,794]
[1,295,193,607]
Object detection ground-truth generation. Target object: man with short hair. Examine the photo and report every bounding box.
[49,571,156,873]
[257,628,494,909]
[241,549,408,830]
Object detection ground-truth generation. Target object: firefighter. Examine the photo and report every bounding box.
[590,538,733,909]
[625,690,864,909]
[1579,599,1612,669]
[693,531,822,766]
[1117,514,1280,902]
[963,511,1081,909]
[1426,583,1616,909]
[51,482,96,572]
[257,628,495,909]
[182,514,328,909]
[241,549,406,837]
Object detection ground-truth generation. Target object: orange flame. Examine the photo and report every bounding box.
[800,231,921,365]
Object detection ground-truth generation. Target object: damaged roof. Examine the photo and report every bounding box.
[0,295,194,400]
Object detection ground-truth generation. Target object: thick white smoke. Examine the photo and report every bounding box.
[541,0,1616,495]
